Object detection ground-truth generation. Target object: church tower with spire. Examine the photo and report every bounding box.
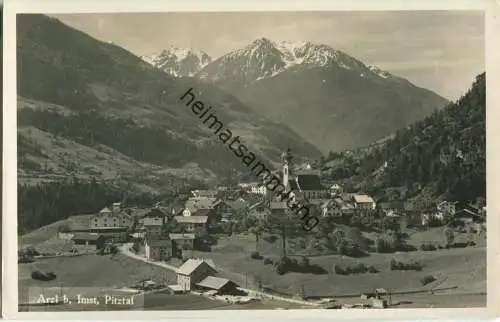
[281,148,293,189]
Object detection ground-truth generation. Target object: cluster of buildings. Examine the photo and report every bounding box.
[67,148,486,258]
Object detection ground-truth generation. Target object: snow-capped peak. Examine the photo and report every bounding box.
[141,46,212,77]
[198,38,379,86]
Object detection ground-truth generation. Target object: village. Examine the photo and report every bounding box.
[18,149,487,310]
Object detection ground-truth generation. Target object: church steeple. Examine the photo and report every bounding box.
[281,148,293,189]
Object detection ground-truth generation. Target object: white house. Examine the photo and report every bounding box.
[176,259,217,291]
[353,194,376,210]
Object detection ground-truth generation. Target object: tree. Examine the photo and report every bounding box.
[57,223,71,233]
[443,227,455,247]
[299,256,310,267]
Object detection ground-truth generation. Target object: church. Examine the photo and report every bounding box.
[268,148,329,203]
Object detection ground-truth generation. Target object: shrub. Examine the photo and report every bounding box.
[375,237,394,253]
[24,247,40,257]
[300,256,310,267]
[443,228,455,247]
[263,235,278,243]
[390,259,423,271]
[57,223,71,233]
[251,251,263,260]
[263,258,273,265]
[333,263,378,275]
[420,275,436,285]
[420,242,437,251]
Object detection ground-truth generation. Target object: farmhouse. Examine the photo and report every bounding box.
[453,208,479,224]
[71,233,105,249]
[194,276,244,295]
[145,238,172,261]
[169,233,196,250]
[191,189,219,198]
[320,200,340,217]
[143,218,164,240]
[251,184,267,195]
[174,259,218,291]
[174,216,208,234]
[379,201,404,217]
[90,204,133,230]
[353,194,376,210]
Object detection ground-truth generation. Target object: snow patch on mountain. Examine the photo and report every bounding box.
[367,65,392,79]
[141,46,212,77]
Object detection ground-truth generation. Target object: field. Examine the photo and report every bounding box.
[18,254,175,303]
[18,252,305,311]
[19,215,93,247]
[189,229,486,305]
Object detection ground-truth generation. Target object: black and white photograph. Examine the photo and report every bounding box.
[2,0,498,318]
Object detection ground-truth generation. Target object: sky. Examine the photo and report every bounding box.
[52,11,484,100]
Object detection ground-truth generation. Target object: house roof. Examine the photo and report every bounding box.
[177,259,217,276]
[174,216,208,224]
[148,239,172,247]
[100,207,112,214]
[192,189,218,197]
[192,208,213,217]
[143,218,163,226]
[185,197,218,212]
[341,194,354,202]
[341,203,355,210]
[353,194,375,204]
[71,233,102,241]
[226,199,248,211]
[248,200,267,210]
[270,201,288,209]
[169,233,196,240]
[321,200,335,208]
[296,174,326,191]
[455,208,477,217]
[195,276,236,290]
[143,208,166,218]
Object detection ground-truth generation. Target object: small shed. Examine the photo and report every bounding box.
[195,276,244,295]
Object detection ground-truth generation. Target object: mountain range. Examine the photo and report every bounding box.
[144,38,449,152]
[17,14,321,193]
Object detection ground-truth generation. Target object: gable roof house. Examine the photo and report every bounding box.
[145,238,173,261]
[195,276,244,295]
[90,204,133,231]
[174,259,218,291]
[379,201,405,217]
[174,216,208,235]
[320,200,341,217]
[191,189,219,198]
[353,194,376,210]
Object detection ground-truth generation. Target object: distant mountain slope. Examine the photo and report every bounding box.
[325,73,485,203]
[196,38,449,152]
[141,47,212,77]
[17,15,321,191]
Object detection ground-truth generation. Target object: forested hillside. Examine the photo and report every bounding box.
[325,72,486,203]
